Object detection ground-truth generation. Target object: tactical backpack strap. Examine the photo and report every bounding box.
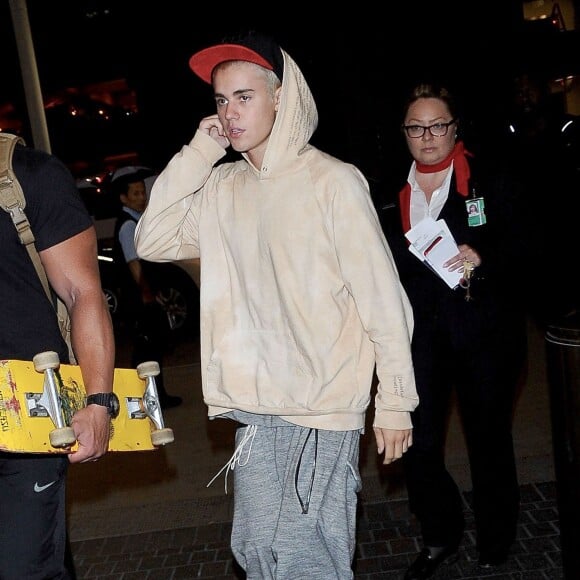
[0,133,76,363]
[0,134,35,245]
[0,133,52,299]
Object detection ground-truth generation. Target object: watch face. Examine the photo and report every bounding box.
[108,393,120,419]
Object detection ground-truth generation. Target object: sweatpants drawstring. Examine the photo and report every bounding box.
[207,424,258,493]
[295,428,318,514]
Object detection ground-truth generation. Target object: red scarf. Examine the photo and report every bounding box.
[399,141,473,233]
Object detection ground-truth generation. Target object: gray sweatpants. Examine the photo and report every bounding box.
[230,421,362,579]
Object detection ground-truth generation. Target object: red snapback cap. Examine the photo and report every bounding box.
[189,33,284,85]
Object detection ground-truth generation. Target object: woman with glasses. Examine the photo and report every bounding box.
[381,82,532,579]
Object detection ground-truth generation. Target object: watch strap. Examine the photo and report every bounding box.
[86,392,119,418]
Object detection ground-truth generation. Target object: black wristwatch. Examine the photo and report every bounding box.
[86,392,120,418]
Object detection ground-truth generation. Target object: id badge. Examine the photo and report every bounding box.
[466,197,486,227]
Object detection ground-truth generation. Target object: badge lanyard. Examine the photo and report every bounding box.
[465,186,486,227]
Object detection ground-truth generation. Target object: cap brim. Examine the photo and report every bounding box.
[189,44,273,84]
[111,166,154,182]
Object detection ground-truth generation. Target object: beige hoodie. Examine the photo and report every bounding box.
[135,50,418,430]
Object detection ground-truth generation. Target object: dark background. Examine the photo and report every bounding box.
[2,1,579,192]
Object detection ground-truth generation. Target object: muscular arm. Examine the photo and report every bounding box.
[40,226,115,463]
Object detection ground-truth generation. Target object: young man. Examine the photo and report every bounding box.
[0,137,116,578]
[135,32,418,578]
[110,166,182,409]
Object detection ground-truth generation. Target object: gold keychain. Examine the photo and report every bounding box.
[460,259,475,301]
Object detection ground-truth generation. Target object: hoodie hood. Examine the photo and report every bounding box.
[243,50,319,178]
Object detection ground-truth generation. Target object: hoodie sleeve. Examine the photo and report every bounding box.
[135,130,227,262]
[332,166,418,430]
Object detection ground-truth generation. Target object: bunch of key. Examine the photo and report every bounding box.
[460,259,475,302]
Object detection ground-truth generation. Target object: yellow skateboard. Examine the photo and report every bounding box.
[0,351,174,453]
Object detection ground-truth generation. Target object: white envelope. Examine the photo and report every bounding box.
[405,217,463,289]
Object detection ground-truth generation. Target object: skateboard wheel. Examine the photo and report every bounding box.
[136,361,160,379]
[33,351,60,372]
[151,428,174,446]
[49,426,76,448]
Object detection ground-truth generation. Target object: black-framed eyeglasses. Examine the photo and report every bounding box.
[402,119,456,138]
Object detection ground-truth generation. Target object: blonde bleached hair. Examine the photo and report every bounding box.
[212,60,281,98]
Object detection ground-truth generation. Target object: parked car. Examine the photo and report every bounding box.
[77,173,200,337]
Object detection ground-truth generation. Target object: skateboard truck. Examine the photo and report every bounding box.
[30,351,77,448]
[135,361,174,446]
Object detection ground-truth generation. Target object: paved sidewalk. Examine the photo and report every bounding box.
[70,479,562,579]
